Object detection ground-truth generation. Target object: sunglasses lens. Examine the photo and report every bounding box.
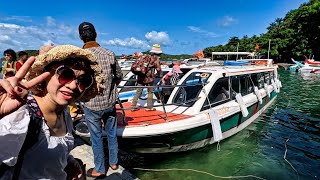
[57,67,75,85]
[77,74,93,90]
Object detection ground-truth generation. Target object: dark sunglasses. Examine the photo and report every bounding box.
[55,65,93,91]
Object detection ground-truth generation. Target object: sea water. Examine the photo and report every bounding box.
[121,69,320,180]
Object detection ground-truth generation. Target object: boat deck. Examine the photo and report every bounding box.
[116,102,192,127]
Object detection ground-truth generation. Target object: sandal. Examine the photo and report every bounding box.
[86,168,106,178]
[145,108,156,111]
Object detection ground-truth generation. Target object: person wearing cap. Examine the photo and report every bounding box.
[131,44,162,111]
[0,45,105,179]
[160,63,183,102]
[78,22,123,177]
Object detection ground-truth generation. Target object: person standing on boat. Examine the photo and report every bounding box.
[161,62,183,102]
[131,44,162,111]
[78,22,123,178]
[2,49,17,78]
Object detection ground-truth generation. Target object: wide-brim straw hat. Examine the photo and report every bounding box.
[26,45,106,102]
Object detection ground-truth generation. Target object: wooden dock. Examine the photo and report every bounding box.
[70,137,139,180]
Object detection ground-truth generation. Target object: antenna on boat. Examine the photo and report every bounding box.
[268,39,271,59]
[236,42,239,60]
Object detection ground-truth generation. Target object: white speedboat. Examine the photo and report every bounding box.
[114,58,281,153]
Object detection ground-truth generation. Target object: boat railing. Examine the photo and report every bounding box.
[117,83,206,122]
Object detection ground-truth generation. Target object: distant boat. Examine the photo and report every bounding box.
[299,58,320,74]
[289,58,304,72]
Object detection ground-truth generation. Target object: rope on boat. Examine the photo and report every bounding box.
[133,167,266,179]
[217,141,220,151]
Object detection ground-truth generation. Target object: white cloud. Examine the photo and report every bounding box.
[101,37,150,49]
[218,16,237,27]
[187,26,218,38]
[145,31,171,46]
[0,15,32,22]
[46,16,56,26]
[0,18,79,53]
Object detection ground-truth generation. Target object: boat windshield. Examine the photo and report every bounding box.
[172,72,211,106]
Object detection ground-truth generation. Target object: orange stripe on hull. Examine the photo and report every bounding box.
[116,102,192,127]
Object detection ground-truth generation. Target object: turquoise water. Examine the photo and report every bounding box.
[120,70,320,180]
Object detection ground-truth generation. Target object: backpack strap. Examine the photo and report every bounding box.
[11,97,43,180]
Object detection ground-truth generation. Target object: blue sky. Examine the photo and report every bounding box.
[0,0,307,56]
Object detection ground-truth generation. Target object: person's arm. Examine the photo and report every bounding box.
[155,58,161,76]
[161,75,166,85]
[0,57,50,119]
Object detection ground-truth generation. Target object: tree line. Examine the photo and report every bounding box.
[203,0,320,63]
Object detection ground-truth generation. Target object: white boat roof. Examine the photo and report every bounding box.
[194,64,276,76]
[211,52,251,55]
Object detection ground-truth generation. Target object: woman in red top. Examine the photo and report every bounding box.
[16,51,28,71]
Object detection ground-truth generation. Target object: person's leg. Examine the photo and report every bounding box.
[131,84,143,108]
[83,106,106,174]
[103,106,118,169]
[147,86,154,109]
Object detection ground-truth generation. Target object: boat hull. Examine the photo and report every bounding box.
[118,91,277,153]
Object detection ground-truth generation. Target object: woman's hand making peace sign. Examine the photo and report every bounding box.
[0,56,50,119]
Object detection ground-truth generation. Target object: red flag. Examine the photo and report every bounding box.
[255,44,260,50]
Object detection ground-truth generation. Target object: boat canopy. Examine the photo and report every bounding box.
[211,52,252,61]
[211,52,251,55]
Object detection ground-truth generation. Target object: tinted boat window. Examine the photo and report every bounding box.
[240,75,253,96]
[269,71,274,81]
[231,76,240,99]
[173,72,211,106]
[257,73,264,89]
[250,73,259,87]
[264,72,271,85]
[240,75,248,96]
[201,77,230,111]
[120,75,137,92]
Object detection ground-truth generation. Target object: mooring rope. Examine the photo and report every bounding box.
[281,96,300,179]
[133,167,266,179]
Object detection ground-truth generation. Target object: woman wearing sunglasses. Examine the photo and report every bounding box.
[0,45,105,179]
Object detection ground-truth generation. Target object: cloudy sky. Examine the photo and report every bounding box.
[0,0,307,56]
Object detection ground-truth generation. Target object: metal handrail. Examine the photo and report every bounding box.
[117,83,206,89]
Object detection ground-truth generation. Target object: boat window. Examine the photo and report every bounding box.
[269,71,274,80]
[257,73,264,89]
[172,72,211,106]
[240,75,253,96]
[264,72,271,85]
[201,77,230,111]
[250,73,259,87]
[120,74,137,92]
[231,76,240,99]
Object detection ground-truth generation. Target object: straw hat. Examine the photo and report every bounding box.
[26,45,106,102]
[149,44,162,54]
